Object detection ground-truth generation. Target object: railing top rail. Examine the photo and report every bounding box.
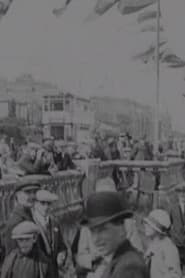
[0,170,83,189]
[100,159,185,169]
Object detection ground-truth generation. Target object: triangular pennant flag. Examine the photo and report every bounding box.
[53,0,72,17]
[140,23,163,33]
[0,0,13,16]
[160,0,185,61]
[132,40,166,63]
[94,0,119,15]
[118,0,156,15]
[137,10,158,23]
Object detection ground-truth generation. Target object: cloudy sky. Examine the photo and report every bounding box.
[0,0,185,131]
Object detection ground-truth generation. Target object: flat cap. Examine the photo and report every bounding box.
[14,182,41,195]
[28,142,41,150]
[43,141,53,152]
[108,138,114,145]
[43,136,54,142]
[36,189,58,202]
[12,221,39,239]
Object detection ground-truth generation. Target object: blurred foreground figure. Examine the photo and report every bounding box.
[1,221,51,278]
[32,189,68,278]
[144,209,181,278]
[4,182,41,255]
[85,191,149,278]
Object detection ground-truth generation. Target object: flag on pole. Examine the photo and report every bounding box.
[160,0,185,61]
[51,0,185,69]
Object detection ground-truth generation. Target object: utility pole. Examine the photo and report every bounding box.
[154,0,160,157]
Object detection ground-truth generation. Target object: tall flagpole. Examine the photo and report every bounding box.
[154,0,160,157]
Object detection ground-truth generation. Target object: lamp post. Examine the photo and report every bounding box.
[154,0,160,157]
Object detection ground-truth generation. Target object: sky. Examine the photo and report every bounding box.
[0,0,185,131]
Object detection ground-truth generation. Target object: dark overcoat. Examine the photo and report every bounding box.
[32,214,67,278]
[101,240,149,278]
[1,246,51,278]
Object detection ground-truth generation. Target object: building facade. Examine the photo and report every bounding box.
[0,74,59,125]
[42,93,94,142]
[91,96,172,142]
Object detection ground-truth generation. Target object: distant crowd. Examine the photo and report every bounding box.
[0,133,184,179]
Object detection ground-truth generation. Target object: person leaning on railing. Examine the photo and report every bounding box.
[17,143,58,176]
[53,144,76,171]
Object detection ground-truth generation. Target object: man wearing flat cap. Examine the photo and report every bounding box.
[1,221,51,278]
[85,191,149,278]
[32,189,67,278]
[4,182,41,255]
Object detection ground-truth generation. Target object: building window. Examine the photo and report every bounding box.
[65,99,71,112]
[84,104,88,111]
[44,104,48,111]
[50,100,63,111]
[51,125,64,139]
[53,102,63,111]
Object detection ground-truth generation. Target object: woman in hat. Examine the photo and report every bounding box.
[144,209,182,278]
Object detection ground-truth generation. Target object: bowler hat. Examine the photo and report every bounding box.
[86,191,133,228]
[14,182,41,195]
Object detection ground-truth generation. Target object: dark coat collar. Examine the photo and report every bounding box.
[13,205,33,219]
[106,240,137,276]
[113,239,135,260]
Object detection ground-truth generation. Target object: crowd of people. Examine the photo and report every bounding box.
[0,176,184,278]
[0,133,185,278]
[0,135,77,179]
[0,132,184,180]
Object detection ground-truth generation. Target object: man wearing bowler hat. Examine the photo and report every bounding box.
[32,189,67,278]
[85,191,149,278]
[4,182,41,255]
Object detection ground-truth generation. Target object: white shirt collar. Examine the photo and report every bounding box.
[33,209,49,227]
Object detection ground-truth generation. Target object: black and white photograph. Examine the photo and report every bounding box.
[0,0,184,277]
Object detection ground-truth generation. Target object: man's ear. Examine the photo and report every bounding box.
[16,191,26,204]
[120,221,126,238]
[33,234,38,243]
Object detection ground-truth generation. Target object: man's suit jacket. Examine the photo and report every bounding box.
[32,213,67,258]
[32,213,67,278]
[54,152,75,171]
[101,240,149,278]
[4,206,67,264]
[1,246,51,278]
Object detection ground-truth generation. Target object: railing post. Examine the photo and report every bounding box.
[81,159,100,200]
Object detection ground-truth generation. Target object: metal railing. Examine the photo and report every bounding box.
[0,158,184,226]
